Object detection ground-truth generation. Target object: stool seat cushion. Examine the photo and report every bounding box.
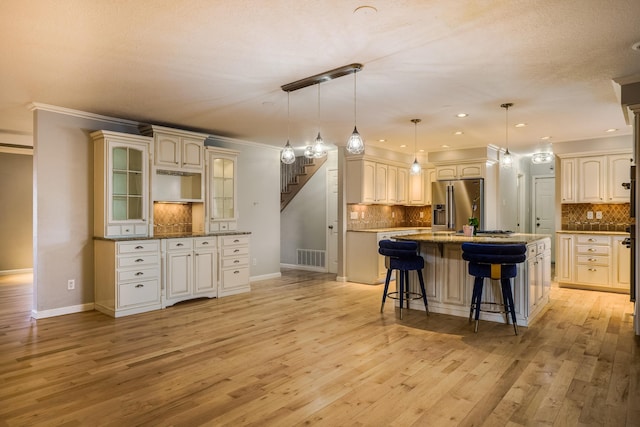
[389,256,424,271]
[461,243,526,264]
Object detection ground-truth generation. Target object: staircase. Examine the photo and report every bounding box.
[281,156,327,211]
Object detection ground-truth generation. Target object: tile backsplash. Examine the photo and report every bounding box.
[347,204,432,230]
[153,202,193,235]
[561,203,632,231]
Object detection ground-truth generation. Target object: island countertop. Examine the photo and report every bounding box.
[394,232,551,244]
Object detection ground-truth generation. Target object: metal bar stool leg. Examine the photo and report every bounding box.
[398,269,405,319]
[416,269,429,315]
[501,278,519,335]
[473,277,484,333]
[380,268,393,313]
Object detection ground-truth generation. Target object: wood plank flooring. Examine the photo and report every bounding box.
[0,270,638,426]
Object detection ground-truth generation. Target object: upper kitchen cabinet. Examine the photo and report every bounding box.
[424,168,436,205]
[206,147,239,232]
[140,125,208,171]
[559,152,632,203]
[346,157,411,205]
[92,130,153,238]
[435,162,485,180]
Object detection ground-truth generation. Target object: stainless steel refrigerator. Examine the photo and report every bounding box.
[431,179,484,232]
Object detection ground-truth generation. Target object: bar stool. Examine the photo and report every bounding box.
[461,243,526,335]
[378,239,429,319]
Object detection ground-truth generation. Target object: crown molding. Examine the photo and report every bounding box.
[28,102,139,126]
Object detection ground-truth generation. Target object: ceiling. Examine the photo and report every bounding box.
[1,0,639,158]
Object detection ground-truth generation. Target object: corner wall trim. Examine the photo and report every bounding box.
[250,272,282,282]
[31,303,95,319]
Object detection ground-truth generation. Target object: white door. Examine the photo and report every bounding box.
[327,169,338,274]
[533,176,556,261]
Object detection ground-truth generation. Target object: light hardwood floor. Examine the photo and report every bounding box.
[0,270,638,426]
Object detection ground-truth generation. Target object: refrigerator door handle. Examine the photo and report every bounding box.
[448,184,455,229]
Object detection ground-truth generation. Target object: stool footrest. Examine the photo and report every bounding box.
[385,291,424,301]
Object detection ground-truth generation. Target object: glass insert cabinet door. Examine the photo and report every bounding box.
[210,157,235,220]
[111,145,145,221]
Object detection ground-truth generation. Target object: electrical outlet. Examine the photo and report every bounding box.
[587,211,594,220]
[596,211,603,219]
[420,212,424,218]
[361,212,365,219]
[252,258,257,266]
[67,279,75,290]
[350,212,358,220]
[392,212,395,218]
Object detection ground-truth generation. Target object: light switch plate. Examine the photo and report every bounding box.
[595,211,603,219]
[587,211,594,219]
[350,212,358,220]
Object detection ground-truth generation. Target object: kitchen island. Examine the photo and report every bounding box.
[392,232,552,327]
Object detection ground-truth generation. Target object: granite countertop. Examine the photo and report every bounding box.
[395,232,551,244]
[94,231,252,241]
[347,227,432,233]
[556,230,628,236]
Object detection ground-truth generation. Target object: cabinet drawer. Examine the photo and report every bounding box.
[118,279,160,308]
[221,256,249,268]
[221,235,249,247]
[576,245,609,256]
[167,239,193,251]
[118,241,160,254]
[576,255,610,266]
[576,235,610,245]
[222,246,249,257]
[118,267,159,282]
[221,267,250,289]
[194,238,216,248]
[576,265,609,284]
[117,254,160,268]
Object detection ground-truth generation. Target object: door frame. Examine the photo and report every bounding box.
[531,175,556,261]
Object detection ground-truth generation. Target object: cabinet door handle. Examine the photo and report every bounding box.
[176,243,184,247]
[588,258,597,262]
[202,241,209,245]
[124,229,130,233]
[135,246,144,249]
[234,249,240,253]
[234,270,240,274]
[234,260,240,264]
[588,268,597,272]
[135,272,144,276]
[233,239,240,243]
[135,259,144,263]
[588,238,596,242]
[135,284,144,288]
[588,248,597,252]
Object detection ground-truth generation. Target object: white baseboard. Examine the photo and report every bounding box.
[31,303,95,319]
[250,272,282,282]
[280,263,327,273]
[335,276,348,282]
[0,268,33,276]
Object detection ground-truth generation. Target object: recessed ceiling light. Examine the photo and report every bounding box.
[515,123,527,128]
[606,128,618,133]
[354,5,378,15]
[419,149,425,153]
[540,136,551,140]
[456,113,468,118]
[399,144,407,148]
[441,144,450,148]
[378,139,386,142]
[632,41,640,51]
[454,131,464,135]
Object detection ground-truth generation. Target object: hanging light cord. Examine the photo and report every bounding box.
[353,71,357,126]
[287,92,290,141]
[505,104,509,150]
[414,120,418,155]
[317,83,321,131]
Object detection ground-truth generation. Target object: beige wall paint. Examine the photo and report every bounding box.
[0,151,33,271]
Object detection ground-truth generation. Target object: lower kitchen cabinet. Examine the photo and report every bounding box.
[556,232,630,293]
[163,237,217,307]
[218,234,251,297]
[94,239,162,317]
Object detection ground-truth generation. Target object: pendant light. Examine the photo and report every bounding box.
[309,83,328,159]
[501,103,513,168]
[410,118,422,175]
[280,92,296,164]
[346,69,365,154]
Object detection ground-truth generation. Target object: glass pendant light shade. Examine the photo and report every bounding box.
[500,103,513,168]
[409,118,421,175]
[346,70,365,154]
[280,140,295,164]
[312,132,327,158]
[531,151,554,164]
[410,158,421,175]
[280,91,296,164]
[346,126,364,154]
[304,145,314,159]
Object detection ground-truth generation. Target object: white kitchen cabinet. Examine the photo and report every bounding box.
[525,240,551,317]
[578,156,606,203]
[141,125,207,171]
[218,234,251,297]
[556,233,574,282]
[560,158,576,203]
[612,235,631,291]
[375,162,389,203]
[163,237,218,307]
[557,232,630,293]
[435,162,485,181]
[559,152,631,204]
[607,154,633,202]
[423,168,436,205]
[92,130,152,238]
[206,147,240,232]
[347,158,417,205]
[408,169,425,205]
[94,239,162,317]
[396,167,409,204]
